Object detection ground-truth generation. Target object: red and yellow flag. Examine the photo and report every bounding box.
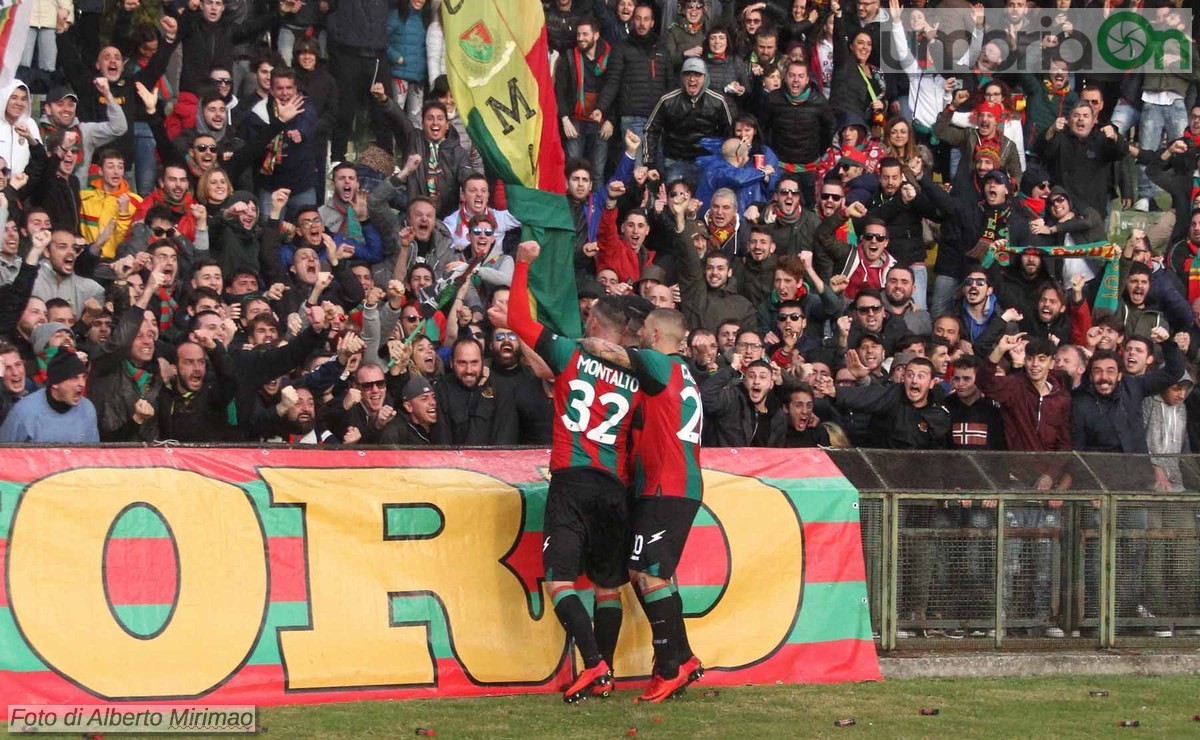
[442,0,581,337]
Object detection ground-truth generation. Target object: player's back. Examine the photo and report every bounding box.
[551,345,641,485]
[631,351,703,500]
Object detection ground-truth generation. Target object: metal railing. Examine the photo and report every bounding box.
[829,450,1200,651]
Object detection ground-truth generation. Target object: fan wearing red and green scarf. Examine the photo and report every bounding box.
[131,163,199,241]
[147,241,182,333]
[87,268,169,441]
[1165,209,1200,303]
[30,323,77,387]
[317,163,385,265]
[444,213,514,304]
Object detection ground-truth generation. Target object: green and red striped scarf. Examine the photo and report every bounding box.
[157,288,178,332]
[124,360,151,397]
[1184,241,1200,304]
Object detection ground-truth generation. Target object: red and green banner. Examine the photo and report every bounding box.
[0,448,878,715]
[0,0,31,88]
[982,241,1121,313]
[441,0,581,337]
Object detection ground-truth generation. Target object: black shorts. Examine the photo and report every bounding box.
[542,468,631,589]
[627,497,702,580]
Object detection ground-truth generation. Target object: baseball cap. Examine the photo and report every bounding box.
[45,85,78,104]
[622,295,654,323]
[982,168,1012,188]
[401,375,434,402]
[681,58,707,76]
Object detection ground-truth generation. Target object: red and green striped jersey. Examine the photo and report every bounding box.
[508,261,639,484]
[628,350,704,500]
[537,337,641,484]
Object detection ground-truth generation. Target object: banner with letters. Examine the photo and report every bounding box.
[0,447,878,715]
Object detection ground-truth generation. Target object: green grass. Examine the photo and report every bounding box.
[235,676,1200,738]
[8,676,1199,738]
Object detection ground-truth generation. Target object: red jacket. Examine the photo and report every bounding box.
[595,207,654,284]
[132,190,198,242]
[976,361,1073,452]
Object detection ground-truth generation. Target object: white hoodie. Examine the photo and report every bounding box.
[0,81,42,175]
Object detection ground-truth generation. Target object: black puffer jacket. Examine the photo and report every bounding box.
[759,83,835,165]
[327,0,390,50]
[700,367,778,447]
[869,187,933,267]
[644,86,733,166]
[704,54,751,112]
[177,8,274,95]
[597,31,671,119]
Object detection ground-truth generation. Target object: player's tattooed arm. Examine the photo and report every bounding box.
[579,337,632,369]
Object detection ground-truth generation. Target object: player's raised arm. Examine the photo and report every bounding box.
[508,241,546,348]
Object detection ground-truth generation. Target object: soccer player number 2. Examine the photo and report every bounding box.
[561,379,630,444]
[677,387,702,444]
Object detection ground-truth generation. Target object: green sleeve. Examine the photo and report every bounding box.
[536,331,578,375]
[628,349,671,395]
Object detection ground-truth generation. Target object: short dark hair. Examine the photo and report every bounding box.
[331,161,357,178]
[565,157,592,179]
[788,383,815,401]
[96,148,124,167]
[954,353,982,372]
[188,309,223,334]
[749,224,773,239]
[191,258,221,278]
[421,100,449,118]
[269,66,296,86]
[1125,334,1154,353]
[704,251,731,268]
[1025,337,1057,358]
[188,286,222,307]
[1039,281,1065,305]
[896,334,928,354]
[1094,313,1126,334]
[863,216,889,233]
[906,356,936,374]
[144,204,175,225]
[854,287,884,306]
[1088,348,1122,370]
[777,299,805,315]
[1127,261,1152,278]
[294,204,321,222]
[246,313,279,333]
[878,156,903,172]
[756,22,779,41]
[252,50,285,72]
[22,207,50,230]
[45,297,72,314]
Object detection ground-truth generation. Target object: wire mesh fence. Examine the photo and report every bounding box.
[831,452,1200,649]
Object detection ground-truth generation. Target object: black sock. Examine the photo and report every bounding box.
[552,588,602,667]
[672,589,693,662]
[641,584,682,678]
[593,592,623,669]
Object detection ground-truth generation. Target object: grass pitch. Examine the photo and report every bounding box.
[250,675,1200,739]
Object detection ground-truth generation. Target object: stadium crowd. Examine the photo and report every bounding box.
[0,0,1197,480]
